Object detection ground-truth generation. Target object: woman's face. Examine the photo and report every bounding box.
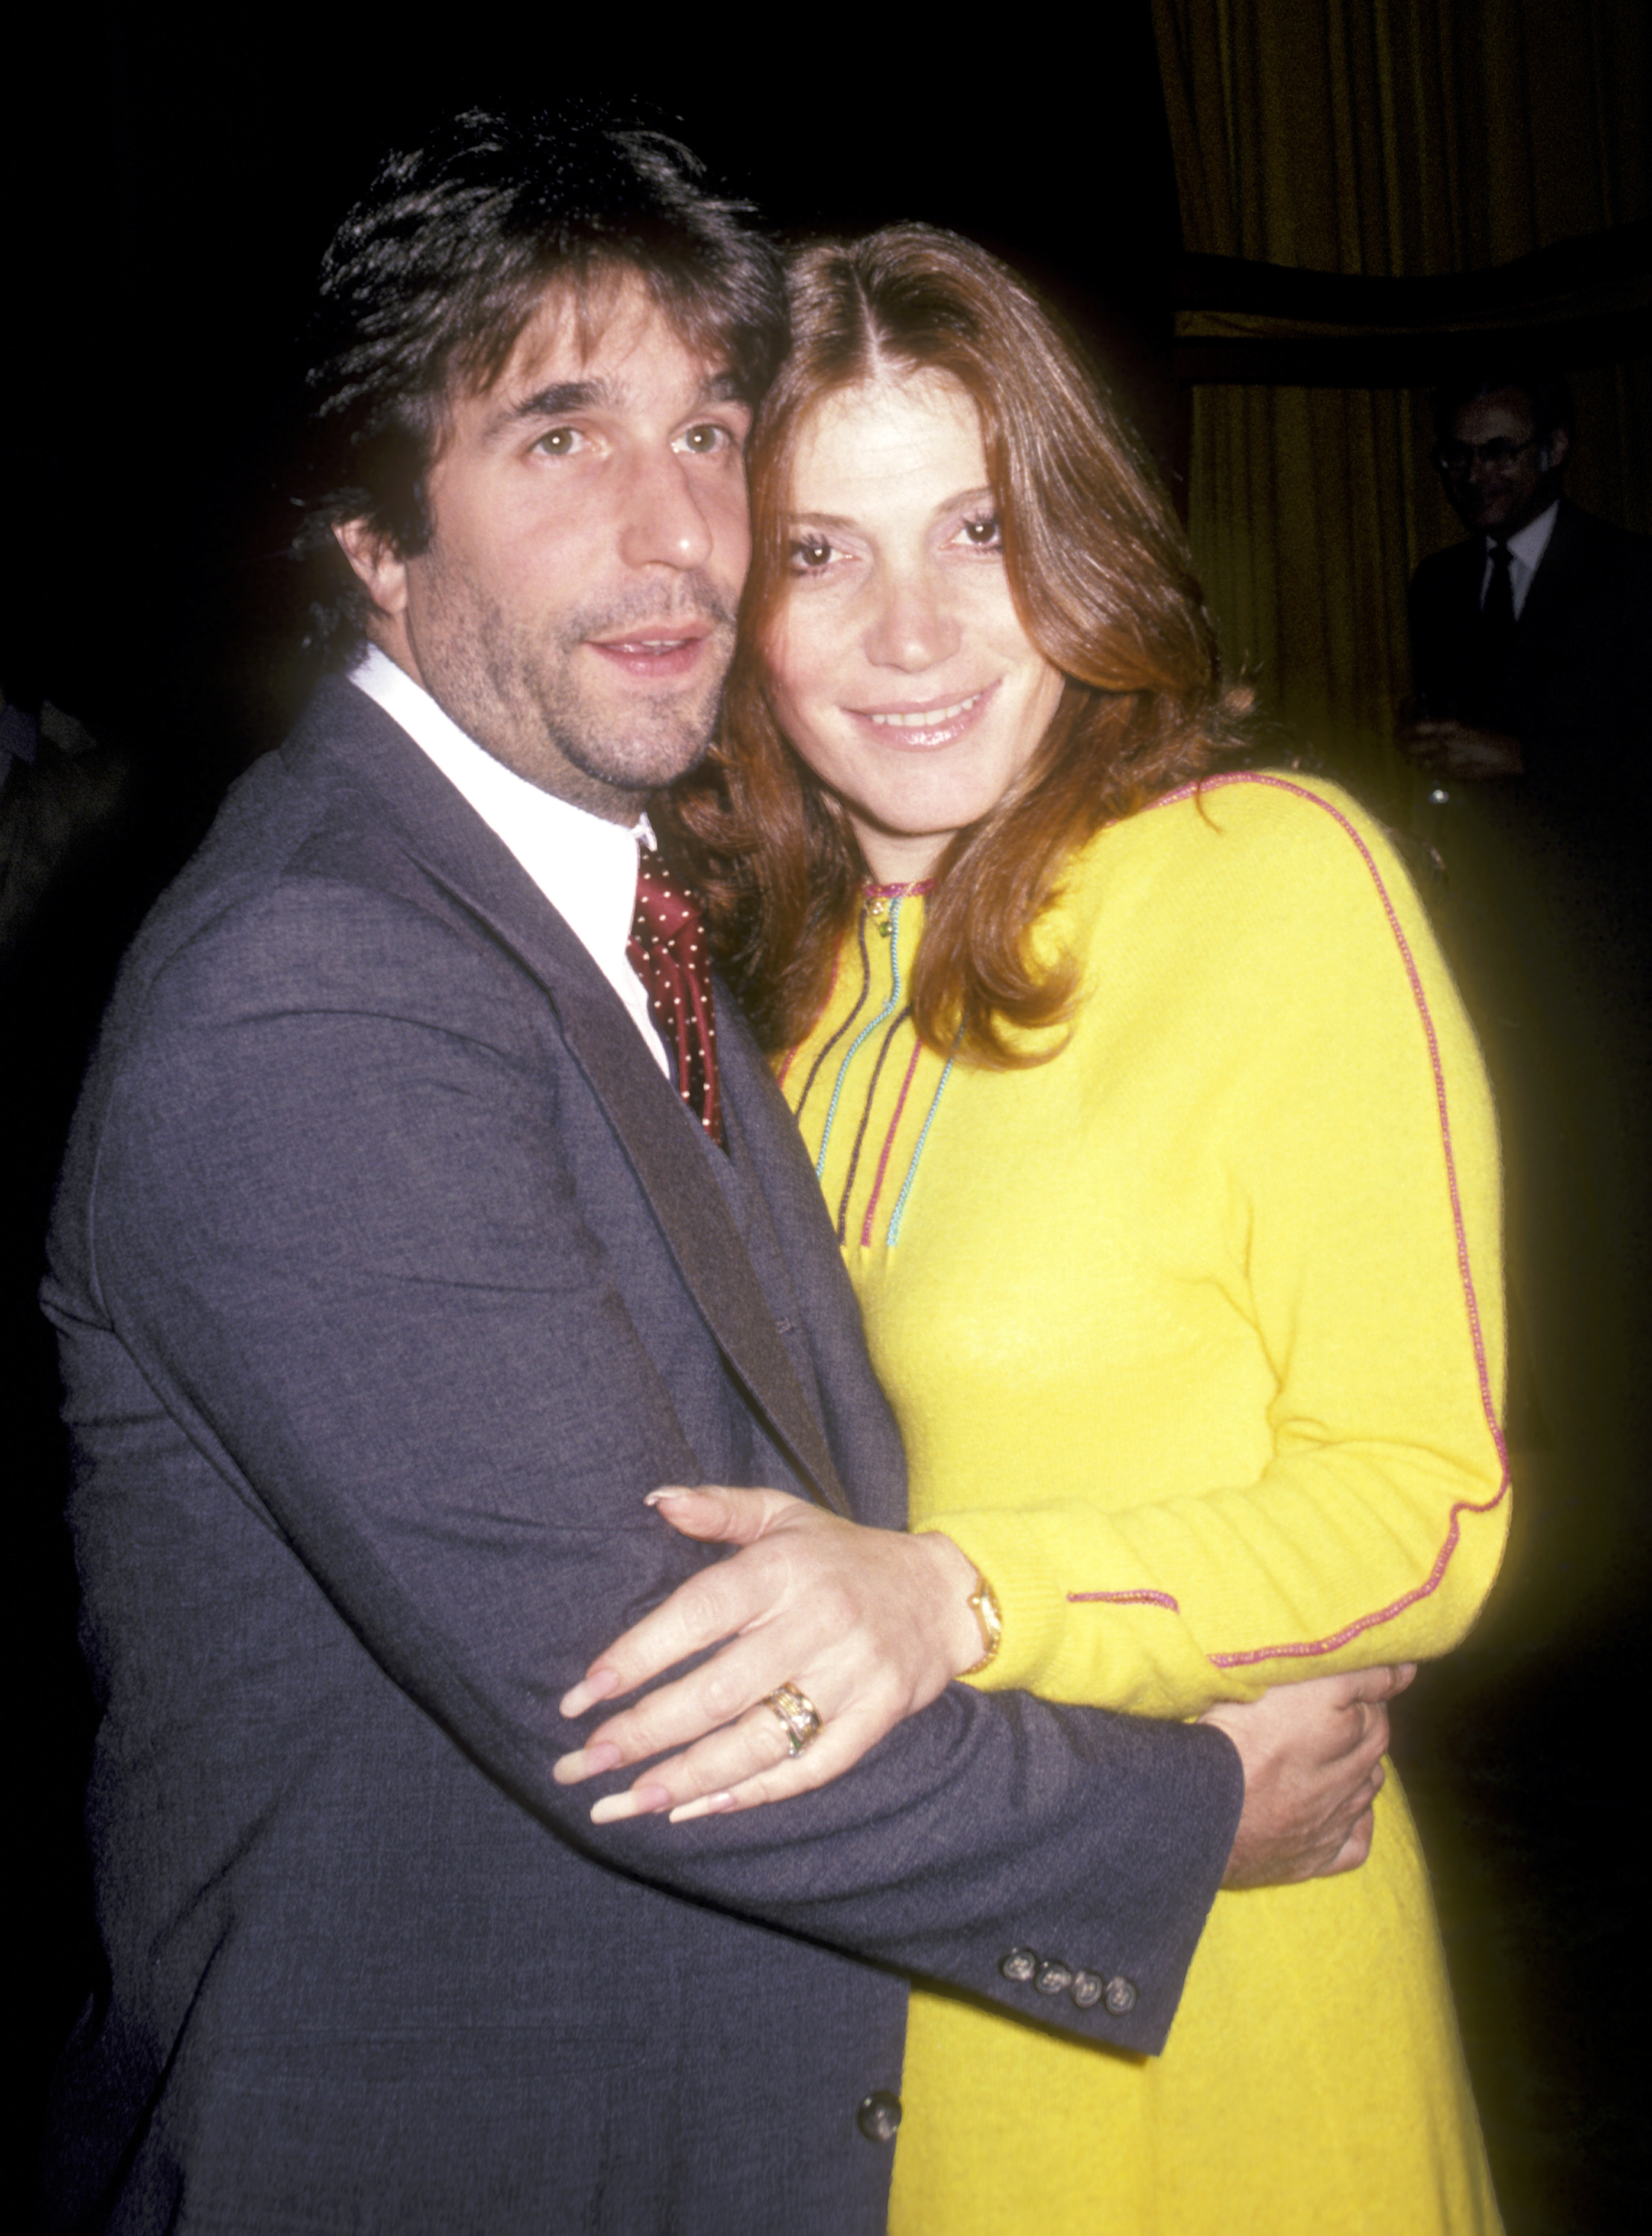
[766,373,1065,883]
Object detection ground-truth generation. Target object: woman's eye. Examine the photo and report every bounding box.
[534,426,587,458]
[957,513,1002,550]
[789,534,837,573]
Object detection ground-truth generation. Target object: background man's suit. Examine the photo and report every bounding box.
[42,678,1242,2234]
[1408,497,1652,814]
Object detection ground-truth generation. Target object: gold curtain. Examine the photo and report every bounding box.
[1152,0,1651,802]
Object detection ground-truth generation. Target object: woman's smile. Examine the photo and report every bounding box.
[852,679,999,747]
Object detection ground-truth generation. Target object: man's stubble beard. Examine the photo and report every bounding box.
[411,558,739,810]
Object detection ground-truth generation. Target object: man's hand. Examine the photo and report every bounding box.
[553,1485,983,1823]
[1204,1664,1415,1888]
[1398,716,1523,780]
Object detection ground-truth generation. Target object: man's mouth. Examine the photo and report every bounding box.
[586,623,715,681]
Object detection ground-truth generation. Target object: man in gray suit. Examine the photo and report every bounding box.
[41,113,1396,2233]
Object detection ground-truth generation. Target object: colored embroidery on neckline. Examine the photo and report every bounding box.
[790,921,870,1120]
[861,1038,925,1246]
[886,1047,958,1248]
[813,893,913,1178]
[835,1005,914,1244]
[777,939,847,1099]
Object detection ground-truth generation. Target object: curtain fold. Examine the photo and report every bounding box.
[1153,0,1650,800]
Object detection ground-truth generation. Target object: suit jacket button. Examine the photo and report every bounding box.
[999,1948,1038,1983]
[1104,1975,1139,2015]
[857,2090,902,2144]
[1034,1958,1074,1997]
[1070,1969,1104,2009]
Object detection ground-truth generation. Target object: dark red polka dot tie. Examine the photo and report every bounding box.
[627,842,724,1148]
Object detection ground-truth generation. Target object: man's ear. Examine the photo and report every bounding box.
[334,518,411,620]
[1538,426,1571,475]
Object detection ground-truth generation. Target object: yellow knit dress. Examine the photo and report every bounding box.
[778,774,1507,2235]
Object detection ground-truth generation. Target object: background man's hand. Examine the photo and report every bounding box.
[1204,1664,1415,1887]
[1398,716,1523,780]
[554,1485,983,1822]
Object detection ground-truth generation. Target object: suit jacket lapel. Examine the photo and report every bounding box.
[523,954,852,1516]
[305,683,852,1517]
[1516,500,1584,643]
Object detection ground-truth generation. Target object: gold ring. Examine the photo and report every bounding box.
[764,1681,823,1757]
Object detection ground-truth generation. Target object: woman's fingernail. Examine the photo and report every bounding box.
[554,1740,623,1785]
[561,1667,621,1717]
[669,1791,736,1824]
[645,1487,692,1508]
[589,1780,667,1825]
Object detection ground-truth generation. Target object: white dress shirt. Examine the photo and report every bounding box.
[1481,500,1559,619]
[348,643,668,1076]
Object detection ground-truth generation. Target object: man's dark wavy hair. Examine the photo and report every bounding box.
[294,108,785,665]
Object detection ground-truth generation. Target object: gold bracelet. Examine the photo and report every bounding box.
[960,1571,1003,1677]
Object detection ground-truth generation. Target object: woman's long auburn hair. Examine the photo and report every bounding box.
[659,224,1253,1066]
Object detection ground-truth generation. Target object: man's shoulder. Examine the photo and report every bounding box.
[142,677,408,889]
[106,683,403,967]
[1409,535,1481,599]
[1544,499,1652,578]
[94,678,558,1073]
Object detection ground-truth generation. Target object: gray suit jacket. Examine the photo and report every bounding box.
[40,679,1242,2234]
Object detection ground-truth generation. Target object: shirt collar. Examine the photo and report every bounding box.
[346,644,667,1074]
[346,653,648,948]
[1493,499,1560,575]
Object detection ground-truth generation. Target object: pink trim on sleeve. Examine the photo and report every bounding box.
[1069,1588,1183,1611]
[1064,774,1510,1666]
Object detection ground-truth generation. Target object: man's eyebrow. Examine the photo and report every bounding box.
[489,370,747,438]
[502,379,610,426]
[697,370,747,408]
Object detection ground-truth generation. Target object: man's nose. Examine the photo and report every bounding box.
[863,568,960,672]
[617,449,715,572]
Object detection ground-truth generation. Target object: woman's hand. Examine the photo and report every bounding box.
[553,1484,984,1822]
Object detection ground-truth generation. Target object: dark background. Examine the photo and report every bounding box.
[2,10,1185,770]
[4,7,1643,2227]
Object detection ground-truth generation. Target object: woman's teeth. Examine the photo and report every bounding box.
[869,692,982,729]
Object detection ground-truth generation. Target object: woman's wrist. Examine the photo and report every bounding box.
[915,1530,1002,1680]
[959,1569,1003,1676]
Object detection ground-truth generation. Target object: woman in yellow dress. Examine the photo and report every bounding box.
[579,226,1509,2232]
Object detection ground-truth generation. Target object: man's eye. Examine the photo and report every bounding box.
[535,427,586,457]
[677,423,735,455]
[789,534,836,573]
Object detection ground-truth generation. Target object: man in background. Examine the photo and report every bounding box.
[1403,367,1650,802]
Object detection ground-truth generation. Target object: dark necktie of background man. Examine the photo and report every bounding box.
[1458,537,1523,737]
